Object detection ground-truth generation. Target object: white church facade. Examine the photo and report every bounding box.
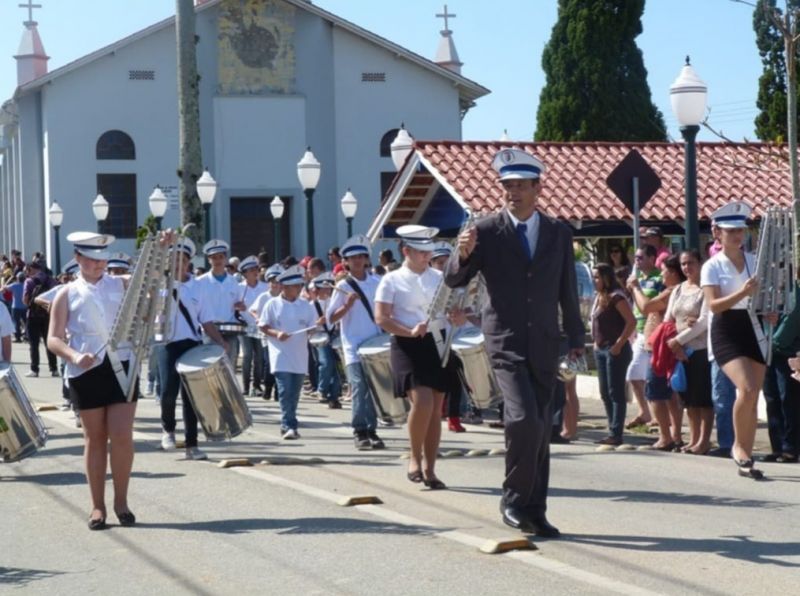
[0,0,488,264]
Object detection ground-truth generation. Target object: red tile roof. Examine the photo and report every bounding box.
[412,141,792,221]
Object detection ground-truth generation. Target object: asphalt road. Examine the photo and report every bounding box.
[3,342,799,595]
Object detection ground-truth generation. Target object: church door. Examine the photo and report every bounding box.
[230,196,291,261]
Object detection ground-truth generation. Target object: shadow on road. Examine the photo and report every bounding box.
[0,566,66,587]
[549,487,789,509]
[568,533,800,567]
[3,470,184,486]
[133,516,446,536]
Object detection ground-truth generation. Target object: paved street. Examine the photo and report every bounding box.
[3,341,799,595]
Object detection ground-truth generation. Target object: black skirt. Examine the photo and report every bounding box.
[69,356,139,411]
[711,310,765,367]
[390,333,462,398]
[680,348,712,408]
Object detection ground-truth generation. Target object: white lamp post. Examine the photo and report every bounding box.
[48,201,63,273]
[148,185,168,231]
[297,148,321,256]
[196,169,218,242]
[390,123,414,171]
[92,194,109,232]
[340,188,358,238]
[670,56,707,251]
[270,195,285,260]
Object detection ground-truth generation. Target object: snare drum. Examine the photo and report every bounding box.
[451,327,502,409]
[215,322,247,335]
[176,344,252,441]
[0,364,48,462]
[357,334,409,424]
[309,331,330,348]
[331,336,344,364]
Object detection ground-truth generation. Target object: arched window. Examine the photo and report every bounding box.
[96,130,136,160]
[379,128,400,157]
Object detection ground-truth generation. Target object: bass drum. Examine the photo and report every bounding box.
[451,327,502,409]
[0,363,48,462]
[357,334,409,424]
[176,344,252,441]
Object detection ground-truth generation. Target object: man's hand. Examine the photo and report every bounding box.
[73,352,96,370]
[277,331,290,342]
[447,308,467,327]
[457,227,477,260]
[410,322,428,338]
[233,300,246,311]
[345,292,359,308]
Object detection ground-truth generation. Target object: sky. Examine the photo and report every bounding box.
[0,0,765,143]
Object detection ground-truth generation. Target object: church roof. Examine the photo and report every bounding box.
[16,0,489,109]
[368,140,792,239]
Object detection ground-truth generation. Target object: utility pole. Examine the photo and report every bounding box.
[176,0,204,244]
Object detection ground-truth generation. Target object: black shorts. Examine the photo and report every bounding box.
[69,356,139,411]
[390,333,462,398]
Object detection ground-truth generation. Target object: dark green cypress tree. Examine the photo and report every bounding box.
[753,0,799,142]
[535,0,666,142]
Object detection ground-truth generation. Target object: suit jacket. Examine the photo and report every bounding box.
[445,209,585,374]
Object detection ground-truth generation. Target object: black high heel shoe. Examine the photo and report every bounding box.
[88,514,107,531]
[734,457,765,480]
[115,510,137,526]
[406,469,423,483]
[423,476,447,490]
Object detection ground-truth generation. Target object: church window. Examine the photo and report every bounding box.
[96,130,136,160]
[97,174,138,238]
[361,72,386,82]
[129,70,155,81]
[379,128,400,157]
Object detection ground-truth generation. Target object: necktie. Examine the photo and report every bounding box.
[516,223,532,260]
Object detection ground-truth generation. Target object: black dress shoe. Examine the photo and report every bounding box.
[500,504,529,530]
[528,516,561,538]
[707,447,731,458]
[550,433,571,444]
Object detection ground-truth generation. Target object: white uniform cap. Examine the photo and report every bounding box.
[238,255,259,273]
[341,234,372,259]
[265,264,284,281]
[277,264,305,285]
[711,201,751,229]
[431,241,452,260]
[491,148,546,181]
[203,239,230,256]
[311,272,335,289]
[396,224,439,252]
[173,237,197,259]
[106,252,131,271]
[66,231,116,261]
[63,258,79,275]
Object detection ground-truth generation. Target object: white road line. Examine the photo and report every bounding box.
[228,465,663,596]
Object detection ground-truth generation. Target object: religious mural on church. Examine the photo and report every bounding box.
[218,0,296,95]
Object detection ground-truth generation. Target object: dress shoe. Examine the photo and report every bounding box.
[550,433,571,444]
[500,504,529,530]
[528,516,561,538]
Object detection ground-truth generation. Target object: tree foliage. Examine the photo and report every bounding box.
[535,0,666,142]
[753,0,800,142]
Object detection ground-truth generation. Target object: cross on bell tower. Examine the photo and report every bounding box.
[19,0,43,26]
[434,4,462,75]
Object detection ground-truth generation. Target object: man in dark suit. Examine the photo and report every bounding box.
[444,148,584,538]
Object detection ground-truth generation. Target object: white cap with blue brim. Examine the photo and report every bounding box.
[66,231,115,261]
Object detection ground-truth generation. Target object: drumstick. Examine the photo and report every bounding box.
[289,325,320,336]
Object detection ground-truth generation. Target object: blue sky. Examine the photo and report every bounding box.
[1,0,763,142]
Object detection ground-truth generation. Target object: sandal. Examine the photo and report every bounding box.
[734,457,765,480]
[624,415,650,429]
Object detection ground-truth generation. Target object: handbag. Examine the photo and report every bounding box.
[669,347,693,392]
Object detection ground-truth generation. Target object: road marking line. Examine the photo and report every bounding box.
[228,465,663,596]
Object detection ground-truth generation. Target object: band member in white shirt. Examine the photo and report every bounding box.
[238,255,268,396]
[327,235,385,450]
[194,239,245,364]
[310,272,342,408]
[47,232,156,530]
[250,264,283,400]
[259,265,324,439]
[375,225,464,489]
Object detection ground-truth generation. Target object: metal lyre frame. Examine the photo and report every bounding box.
[750,207,797,365]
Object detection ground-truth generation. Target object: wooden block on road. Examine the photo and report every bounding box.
[337,495,383,507]
[615,444,636,451]
[35,404,58,412]
[441,449,464,458]
[488,448,507,456]
[465,449,490,457]
[479,538,537,554]
[595,445,616,452]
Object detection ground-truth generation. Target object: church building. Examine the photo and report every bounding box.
[0,0,488,263]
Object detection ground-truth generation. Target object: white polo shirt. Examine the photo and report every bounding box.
[167,278,202,343]
[375,264,441,329]
[194,271,240,324]
[259,295,317,374]
[327,274,381,365]
[239,280,268,334]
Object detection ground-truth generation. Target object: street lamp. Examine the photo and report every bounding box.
[92,194,109,233]
[297,148,321,256]
[196,169,218,243]
[670,56,707,251]
[390,123,414,171]
[148,185,168,231]
[340,188,357,238]
[48,201,63,273]
[270,196,285,261]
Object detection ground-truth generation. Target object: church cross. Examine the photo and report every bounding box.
[19,0,42,24]
[436,4,456,32]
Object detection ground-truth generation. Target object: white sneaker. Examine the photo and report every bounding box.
[185,446,208,460]
[161,431,176,451]
[282,429,300,440]
[59,399,71,412]
[24,370,39,378]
